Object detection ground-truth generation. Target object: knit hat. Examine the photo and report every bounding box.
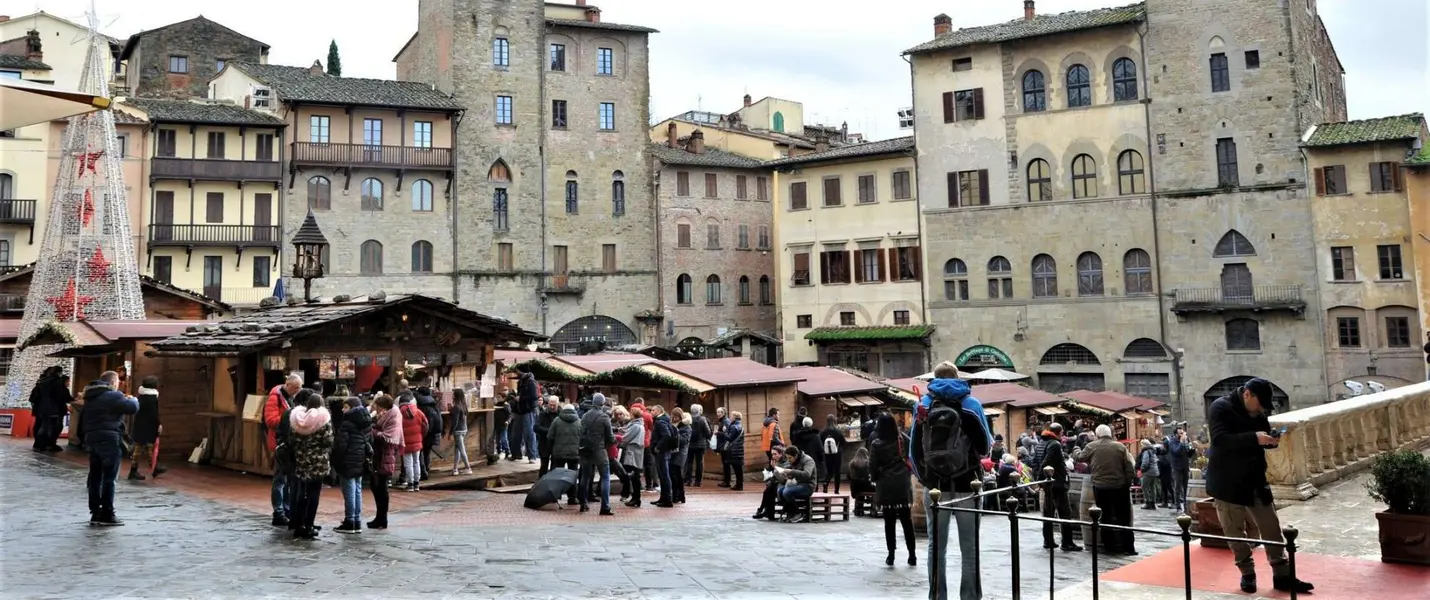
[592,392,607,407]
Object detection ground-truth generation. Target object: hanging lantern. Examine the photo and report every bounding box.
[289,209,329,302]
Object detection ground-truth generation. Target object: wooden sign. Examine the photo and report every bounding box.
[319,358,337,380]
[263,355,286,370]
[241,394,265,422]
[338,357,356,379]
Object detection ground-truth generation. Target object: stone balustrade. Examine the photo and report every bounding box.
[1265,381,1430,502]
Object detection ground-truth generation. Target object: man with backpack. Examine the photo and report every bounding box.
[263,374,304,527]
[910,362,992,600]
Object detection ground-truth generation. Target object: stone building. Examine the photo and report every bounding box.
[208,61,464,300]
[394,0,660,348]
[119,16,268,99]
[1302,115,1428,396]
[650,127,777,359]
[905,0,1349,424]
[767,137,925,378]
[650,94,858,161]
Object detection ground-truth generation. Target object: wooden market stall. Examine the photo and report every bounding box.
[1061,390,1167,445]
[786,365,906,472]
[144,294,539,475]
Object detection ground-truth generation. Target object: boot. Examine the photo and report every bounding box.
[151,464,167,478]
[127,466,145,481]
[1272,576,1314,593]
[366,518,387,530]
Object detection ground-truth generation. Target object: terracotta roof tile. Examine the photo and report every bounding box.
[1303,113,1425,147]
[231,62,462,111]
[904,3,1145,55]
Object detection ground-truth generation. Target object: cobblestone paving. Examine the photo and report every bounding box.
[0,440,1186,599]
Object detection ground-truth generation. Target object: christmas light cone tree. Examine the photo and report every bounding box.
[3,12,144,406]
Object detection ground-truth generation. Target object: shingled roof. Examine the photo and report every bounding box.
[649,143,765,169]
[1302,114,1425,148]
[228,62,463,111]
[547,18,658,34]
[0,55,51,70]
[904,3,1146,55]
[122,98,285,126]
[764,136,915,168]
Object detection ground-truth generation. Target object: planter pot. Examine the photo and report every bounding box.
[1192,498,1258,549]
[1376,510,1430,565]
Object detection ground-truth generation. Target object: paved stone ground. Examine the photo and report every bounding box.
[0,439,1187,599]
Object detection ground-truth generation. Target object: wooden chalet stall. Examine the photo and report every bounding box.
[1060,390,1166,444]
[787,366,906,471]
[144,294,538,474]
[20,320,216,458]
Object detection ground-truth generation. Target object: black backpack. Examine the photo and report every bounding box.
[920,397,972,482]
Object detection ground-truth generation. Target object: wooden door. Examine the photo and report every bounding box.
[253,193,272,242]
[153,191,174,241]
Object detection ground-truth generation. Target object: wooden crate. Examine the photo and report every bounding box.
[773,492,850,522]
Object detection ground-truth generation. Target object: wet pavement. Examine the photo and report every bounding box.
[0,439,1189,599]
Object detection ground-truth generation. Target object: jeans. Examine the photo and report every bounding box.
[402,452,421,486]
[509,413,538,459]
[924,489,981,600]
[1173,469,1190,510]
[1215,497,1290,577]
[495,429,510,455]
[452,431,470,471]
[579,461,613,510]
[1093,486,1134,553]
[779,482,813,512]
[420,442,433,478]
[270,467,292,518]
[339,476,363,522]
[370,474,390,524]
[291,478,323,531]
[654,450,673,502]
[85,436,123,517]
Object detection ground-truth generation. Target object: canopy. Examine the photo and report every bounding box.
[964,368,1029,382]
[914,369,977,381]
[0,77,110,131]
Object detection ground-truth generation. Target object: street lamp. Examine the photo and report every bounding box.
[290,209,329,303]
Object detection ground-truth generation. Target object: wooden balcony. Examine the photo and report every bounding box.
[1170,284,1306,316]
[151,158,282,182]
[0,293,25,313]
[539,274,584,295]
[148,224,282,248]
[291,142,453,170]
[0,199,38,225]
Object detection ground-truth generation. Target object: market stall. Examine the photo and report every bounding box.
[1060,390,1166,444]
[787,366,905,473]
[144,294,539,474]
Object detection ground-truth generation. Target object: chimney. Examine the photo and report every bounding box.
[575,0,586,4]
[934,14,952,36]
[666,122,678,148]
[585,7,600,23]
[814,132,830,153]
[310,60,324,76]
[24,30,41,63]
[743,94,752,107]
[841,121,848,143]
[689,130,706,155]
[0,15,11,22]
[1024,0,1036,20]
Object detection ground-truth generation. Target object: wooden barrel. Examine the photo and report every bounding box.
[1071,473,1091,543]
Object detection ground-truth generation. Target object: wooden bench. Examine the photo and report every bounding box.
[853,491,877,517]
[773,492,850,522]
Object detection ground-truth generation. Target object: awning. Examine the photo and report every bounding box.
[838,395,883,407]
[982,406,1005,416]
[1118,410,1142,420]
[0,77,110,130]
[1148,408,1170,416]
[1033,406,1068,415]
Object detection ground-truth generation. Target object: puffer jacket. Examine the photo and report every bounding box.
[792,424,823,461]
[535,406,559,459]
[547,406,583,462]
[690,415,711,450]
[399,402,427,454]
[675,421,692,467]
[78,381,138,442]
[620,418,645,469]
[331,406,373,478]
[416,392,443,447]
[371,406,403,477]
[289,406,334,481]
[651,413,676,454]
[579,407,617,465]
[722,419,746,465]
[761,416,783,452]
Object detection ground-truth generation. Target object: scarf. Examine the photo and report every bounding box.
[290,406,331,435]
[374,406,403,446]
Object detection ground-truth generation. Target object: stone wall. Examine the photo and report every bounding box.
[130,18,266,99]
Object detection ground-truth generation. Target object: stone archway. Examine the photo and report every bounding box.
[549,315,637,354]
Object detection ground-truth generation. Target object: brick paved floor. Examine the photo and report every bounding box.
[0,438,1186,599]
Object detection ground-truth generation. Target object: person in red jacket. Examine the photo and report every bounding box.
[398,393,429,492]
[630,398,656,491]
[264,374,304,526]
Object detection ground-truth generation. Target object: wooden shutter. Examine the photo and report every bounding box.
[878,248,887,282]
[854,251,865,283]
[819,252,829,285]
[885,248,896,281]
[1313,167,1325,196]
[794,252,809,283]
[942,92,954,123]
[947,172,959,207]
[972,88,985,120]
[1369,163,1382,193]
[1392,163,1404,192]
[977,169,990,204]
[910,247,923,281]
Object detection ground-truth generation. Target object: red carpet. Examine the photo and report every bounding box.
[1103,545,1429,598]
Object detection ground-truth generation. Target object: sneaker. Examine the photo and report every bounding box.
[1272,576,1313,593]
[335,521,359,535]
[791,514,810,523]
[272,515,290,527]
[599,507,614,516]
[127,470,145,481]
[1239,575,1257,594]
[1061,544,1084,552]
[96,515,125,526]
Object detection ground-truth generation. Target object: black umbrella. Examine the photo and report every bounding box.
[524,468,578,510]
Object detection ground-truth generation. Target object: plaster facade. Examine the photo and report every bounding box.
[396,0,658,345]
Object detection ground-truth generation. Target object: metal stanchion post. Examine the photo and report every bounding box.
[1284,526,1300,600]
[970,480,983,580]
[1177,514,1193,600]
[929,488,942,600]
[1088,506,1102,600]
[1006,496,1021,600]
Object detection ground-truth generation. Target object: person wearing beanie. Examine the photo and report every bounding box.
[1138,438,1161,510]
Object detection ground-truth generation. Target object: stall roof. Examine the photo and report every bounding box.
[654,357,805,388]
[787,366,889,397]
[560,353,659,371]
[19,319,216,356]
[0,319,21,343]
[494,349,550,363]
[147,295,538,356]
[1061,390,1159,413]
[994,385,1068,408]
[884,377,924,395]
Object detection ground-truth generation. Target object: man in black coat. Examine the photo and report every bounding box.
[1035,422,1082,552]
[1206,378,1313,595]
[28,366,71,452]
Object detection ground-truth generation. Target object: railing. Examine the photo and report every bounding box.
[0,293,25,312]
[214,287,276,306]
[291,142,454,169]
[147,224,282,247]
[539,274,584,294]
[0,265,28,275]
[0,199,38,224]
[150,157,282,181]
[1170,284,1306,314]
[1265,381,1430,501]
[929,474,1303,600]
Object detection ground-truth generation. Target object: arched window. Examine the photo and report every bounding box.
[411,179,434,212]
[611,170,625,216]
[307,176,331,210]
[759,275,772,304]
[1071,154,1097,199]
[1221,264,1253,301]
[361,178,384,211]
[411,240,433,273]
[489,160,510,231]
[1123,338,1167,359]
[1225,318,1260,351]
[1022,70,1046,112]
[1031,254,1058,298]
[943,258,968,301]
[1204,376,1288,414]
[565,170,579,214]
[1213,230,1256,257]
[1027,159,1052,202]
[738,275,751,304]
[773,111,785,133]
[676,274,692,305]
[359,240,383,274]
[1117,150,1145,195]
[0,173,13,198]
[705,274,722,304]
[1076,252,1104,296]
[1040,343,1100,365]
[1113,58,1138,101]
[1066,64,1091,108]
[488,160,511,182]
[988,256,1013,299]
[549,315,638,354]
[1123,249,1153,294]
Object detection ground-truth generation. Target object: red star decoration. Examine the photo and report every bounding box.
[47,279,94,322]
[75,150,104,179]
[78,189,95,227]
[85,247,111,281]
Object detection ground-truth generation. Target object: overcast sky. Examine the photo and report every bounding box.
[23,0,1430,141]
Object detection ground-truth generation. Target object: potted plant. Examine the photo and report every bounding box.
[1366,449,1430,565]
